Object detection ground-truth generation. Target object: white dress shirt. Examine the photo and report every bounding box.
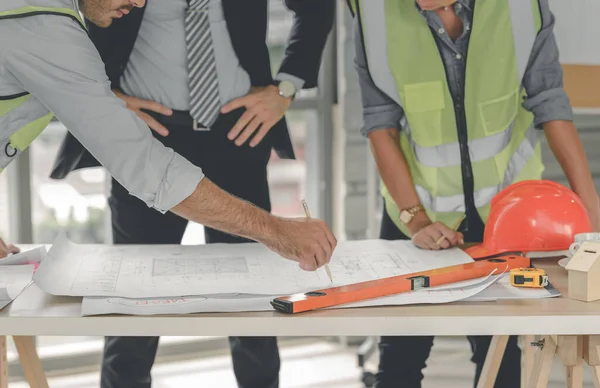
[0,0,205,213]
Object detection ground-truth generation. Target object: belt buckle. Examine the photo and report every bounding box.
[193,119,209,131]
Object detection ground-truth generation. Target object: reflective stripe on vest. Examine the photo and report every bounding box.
[355,0,544,233]
[414,122,540,213]
[0,6,86,172]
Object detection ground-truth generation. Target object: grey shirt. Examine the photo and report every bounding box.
[355,0,574,137]
[0,0,205,212]
[120,0,304,112]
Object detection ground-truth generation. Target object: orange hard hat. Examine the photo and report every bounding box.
[465,180,592,258]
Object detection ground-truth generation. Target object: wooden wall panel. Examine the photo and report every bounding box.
[562,65,600,108]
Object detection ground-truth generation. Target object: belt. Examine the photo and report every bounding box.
[145,109,209,131]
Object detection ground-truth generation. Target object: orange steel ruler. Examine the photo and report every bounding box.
[270,255,530,314]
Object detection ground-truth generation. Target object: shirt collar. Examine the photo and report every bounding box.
[72,0,82,15]
[415,0,473,13]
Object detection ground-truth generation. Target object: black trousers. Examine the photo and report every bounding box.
[375,208,521,388]
[101,110,280,388]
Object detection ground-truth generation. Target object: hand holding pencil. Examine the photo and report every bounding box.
[411,215,465,250]
[302,200,334,282]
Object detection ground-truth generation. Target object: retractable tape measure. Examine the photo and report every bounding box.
[509,267,548,288]
[271,255,531,314]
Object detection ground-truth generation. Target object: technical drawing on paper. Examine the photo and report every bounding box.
[330,251,423,280]
[70,258,121,294]
[152,257,249,277]
[36,233,477,298]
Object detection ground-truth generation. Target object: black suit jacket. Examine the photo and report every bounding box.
[50,0,334,180]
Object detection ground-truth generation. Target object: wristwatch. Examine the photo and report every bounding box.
[399,204,424,225]
[272,80,297,100]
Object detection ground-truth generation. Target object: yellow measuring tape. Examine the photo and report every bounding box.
[510,268,548,288]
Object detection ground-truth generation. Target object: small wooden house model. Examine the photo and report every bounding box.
[565,241,600,302]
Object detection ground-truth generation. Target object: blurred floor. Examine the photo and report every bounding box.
[8,337,596,387]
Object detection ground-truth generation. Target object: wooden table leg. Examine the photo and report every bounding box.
[522,335,535,388]
[552,336,583,388]
[527,336,557,388]
[584,336,600,388]
[591,366,600,388]
[476,335,509,388]
[13,336,48,388]
[0,336,7,388]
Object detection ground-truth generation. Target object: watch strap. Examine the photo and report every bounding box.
[399,204,424,224]
[405,204,424,214]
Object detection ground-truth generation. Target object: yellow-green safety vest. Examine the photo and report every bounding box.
[351,0,545,236]
[0,6,86,173]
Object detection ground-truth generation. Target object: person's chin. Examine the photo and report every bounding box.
[98,17,115,28]
[85,15,113,28]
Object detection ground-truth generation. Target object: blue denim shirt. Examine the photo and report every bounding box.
[354,0,573,137]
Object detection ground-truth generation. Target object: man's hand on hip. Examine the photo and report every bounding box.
[113,89,173,137]
[221,85,291,147]
[0,238,19,259]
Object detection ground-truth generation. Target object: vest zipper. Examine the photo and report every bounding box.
[455,101,475,234]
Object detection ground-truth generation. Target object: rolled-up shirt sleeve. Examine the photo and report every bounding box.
[4,16,204,213]
[522,0,574,128]
[353,18,404,137]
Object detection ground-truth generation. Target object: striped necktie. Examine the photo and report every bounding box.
[185,0,221,130]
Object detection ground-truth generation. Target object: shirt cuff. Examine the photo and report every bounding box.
[151,152,206,213]
[360,104,404,137]
[523,88,574,129]
[274,72,306,92]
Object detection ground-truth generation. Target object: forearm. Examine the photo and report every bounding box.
[171,178,277,246]
[368,129,429,233]
[544,120,598,208]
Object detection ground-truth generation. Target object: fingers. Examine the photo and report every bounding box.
[296,221,337,271]
[299,254,318,271]
[7,244,19,254]
[139,112,169,137]
[0,239,7,258]
[435,236,451,250]
[302,232,330,271]
[322,224,338,257]
[412,232,437,250]
[249,119,276,148]
[422,232,441,250]
[138,99,173,116]
[316,233,333,265]
[432,223,461,246]
[313,241,328,269]
[413,223,460,250]
[221,94,254,114]
[228,110,255,141]
[0,239,15,258]
[234,116,262,146]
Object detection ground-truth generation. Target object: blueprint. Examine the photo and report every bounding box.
[80,273,500,316]
[33,233,475,298]
[0,264,35,309]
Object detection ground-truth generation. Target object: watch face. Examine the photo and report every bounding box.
[278,80,296,98]
[399,211,412,224]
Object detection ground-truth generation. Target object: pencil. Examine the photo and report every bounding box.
[301,199,333,283]
[436,215,466,247]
